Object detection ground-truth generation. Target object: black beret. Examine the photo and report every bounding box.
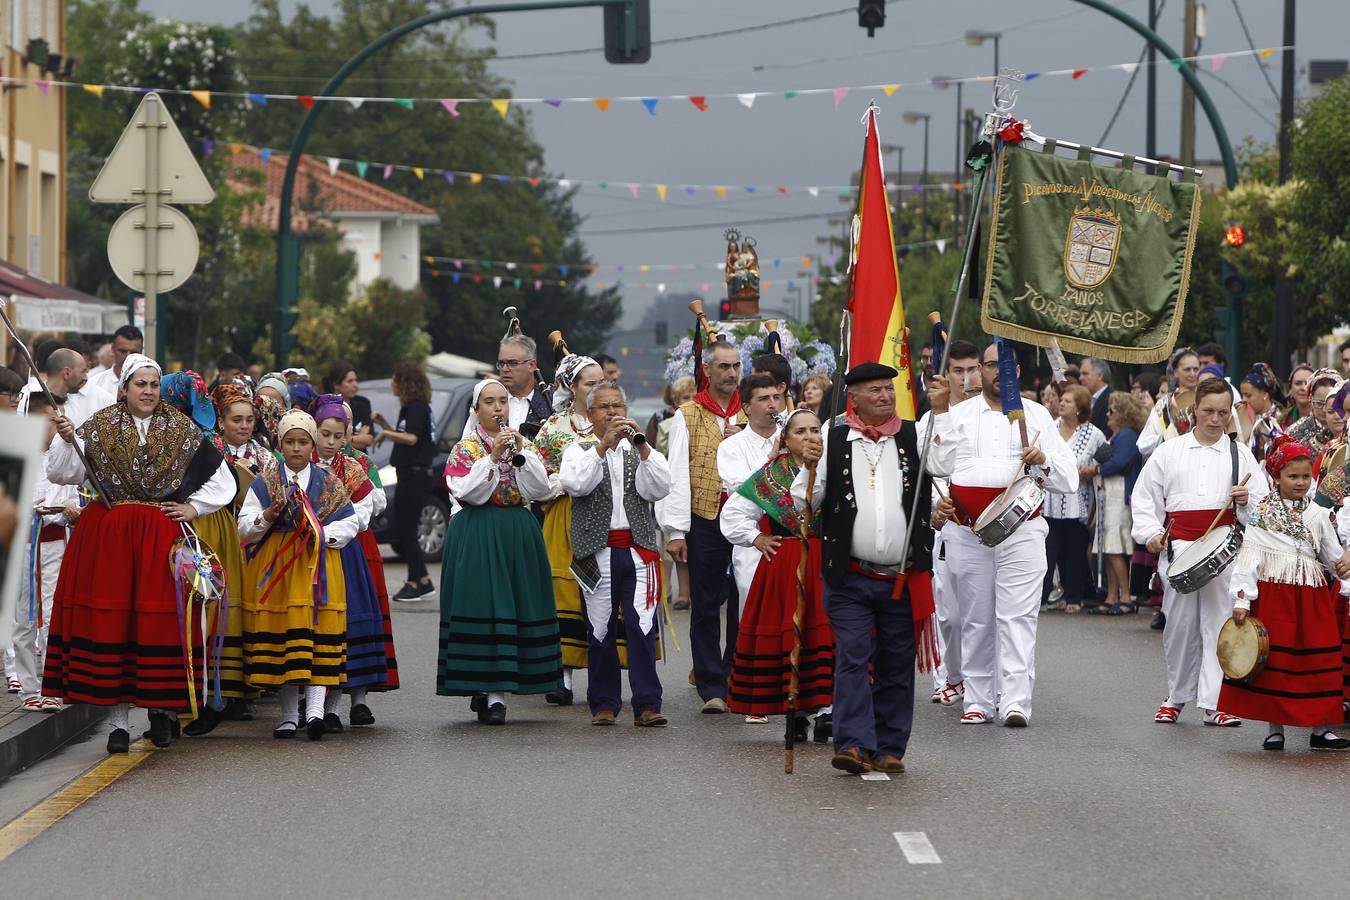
[843,362,899,386]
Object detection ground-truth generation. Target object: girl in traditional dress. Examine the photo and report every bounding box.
[313,394,394,729]
[1288,369,1343,455]
[719,409,832,741]
[1218,436,1350,751]
[43,354,237,754]
[238,410,359,741]
[438,379,561,725]
[534,353,603,705]
[1236,363,1286,461]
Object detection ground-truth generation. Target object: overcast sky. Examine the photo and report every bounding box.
[141,0,1345,335]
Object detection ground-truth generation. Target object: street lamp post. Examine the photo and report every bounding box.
[965,29,1002,76]
[932,77,963,243]
[880,143,904,188]
[902,112,931,248]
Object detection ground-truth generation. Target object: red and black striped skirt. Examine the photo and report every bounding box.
[43,502,203,710]
[729,533,833,717]
[1218,579,1344,727]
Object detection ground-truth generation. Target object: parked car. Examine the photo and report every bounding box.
[361,375,475,561]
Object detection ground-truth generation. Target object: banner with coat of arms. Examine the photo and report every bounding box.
[980,141,1203,364]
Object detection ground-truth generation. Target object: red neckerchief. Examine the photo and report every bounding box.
[845,412,901,443]
[693,388,742,420]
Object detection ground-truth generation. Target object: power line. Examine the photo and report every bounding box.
[1098,0,1163,145]
[581,210,840,236]
[1198,67,1278,128]
[1231,0,1282,103]
[236,6,854,76]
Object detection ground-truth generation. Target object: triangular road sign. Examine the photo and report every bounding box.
[89,92,215,204]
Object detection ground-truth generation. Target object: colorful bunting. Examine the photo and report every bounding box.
[833,87,849,108]
[737,93,757,109]
[327,157,341,176]
[395,98,414,110]
[297,95,315,109]
[642,98,658,115]
[657,184,667,202]
[441,99,460,117]
[412,166,424,181]
[689,95,708,111]
[491,98,510,118]
[35,79,49,96]
[82,84,104,98]
[190,90,211,108]
[247,92,268,105]
[594,98,611,112]
[355,160,367,178]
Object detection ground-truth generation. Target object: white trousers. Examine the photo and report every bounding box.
[943,519,1047,719]
[1158,542,1231,710]
[11,539,64,700]
[931,532,963,689]
[730,545,759,618]
[586,547,657,642]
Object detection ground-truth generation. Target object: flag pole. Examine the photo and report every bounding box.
[825,104,877,427]
[899,70,1022,571]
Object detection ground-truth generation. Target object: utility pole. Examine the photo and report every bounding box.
[1272,0,1296,375]
[1180,0,1197,165]
[1146,0,1158,158]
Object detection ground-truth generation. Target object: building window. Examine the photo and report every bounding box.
[40,170,56,278]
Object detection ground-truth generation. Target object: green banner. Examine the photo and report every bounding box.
[980,142,1203,364]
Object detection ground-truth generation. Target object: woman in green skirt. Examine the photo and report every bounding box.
[439,379,562,725]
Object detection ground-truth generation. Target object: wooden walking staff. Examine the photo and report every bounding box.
[0,298,110,508]
[785,460,817,775]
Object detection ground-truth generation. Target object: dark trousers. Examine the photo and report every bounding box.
[1042,517,1090,605]
[687,514,738,701]
[824,573,916,758]
[586,547,661,715]
[394,466,435,583]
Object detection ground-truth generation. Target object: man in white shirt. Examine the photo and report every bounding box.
[21,347,113,426]
[717,373,785,617]
[86,326,143,401]
[918,339,982,707]
[466,334,553,437]
[795,362,935,775]
[1131,377,1266,726]
[656,340,745,713]
[926,342,1079,727]
[561,381,671,726]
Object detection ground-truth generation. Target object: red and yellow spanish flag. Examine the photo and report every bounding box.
[849,105,917,420]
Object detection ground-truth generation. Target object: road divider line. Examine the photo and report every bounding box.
[0,740,157,863]
[893,831,942,864]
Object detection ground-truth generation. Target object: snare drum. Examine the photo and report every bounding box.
[1217,615,1270,682]
[1164,525,1244,594]
[972,476,1045,548]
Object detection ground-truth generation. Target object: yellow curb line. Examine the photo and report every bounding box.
[0,739,157,864]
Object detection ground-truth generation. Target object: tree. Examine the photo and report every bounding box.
[232,0,619,374]
[1288,74,1350,338]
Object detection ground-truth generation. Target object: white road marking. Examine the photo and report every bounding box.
[860,771,891,781]
[893,831,941,864]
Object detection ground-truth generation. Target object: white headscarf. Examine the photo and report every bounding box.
[551,354,600,412]
[118,353,162,392]
[277,409,319,445]
[466,378,509,437]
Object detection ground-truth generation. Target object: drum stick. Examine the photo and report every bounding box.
[1199,473,1252,541]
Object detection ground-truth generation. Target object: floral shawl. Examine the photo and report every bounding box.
[78,400,223,503]
[444,430,539,507]
[533,405,594,476]
[316,450,373,505]
[736,453,818,536]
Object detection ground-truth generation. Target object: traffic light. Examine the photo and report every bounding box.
[654,320,667,346]
[1217,261,1247,375]
[604,0,650,64]
[858,0,885,36]
[1224,224,1245,248]
[718,299,732,319]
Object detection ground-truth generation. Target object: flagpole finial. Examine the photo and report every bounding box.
[860,101,879,127]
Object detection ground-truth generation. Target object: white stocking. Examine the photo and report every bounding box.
[108,702,130,732]
[278,685,300,725]
[324,689,340,715]
[305,686,327,722]
[486,692,506,708]
[562,669,573,690]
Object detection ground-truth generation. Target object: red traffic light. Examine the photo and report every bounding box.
[718,300,732,318]
[1224,225,1245,248]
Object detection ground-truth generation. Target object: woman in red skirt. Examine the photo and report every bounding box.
[720,408,831,743]
[44,354,237,754]
[1219,435,1350,751]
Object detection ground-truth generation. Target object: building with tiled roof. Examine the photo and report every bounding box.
[228,145,438,292]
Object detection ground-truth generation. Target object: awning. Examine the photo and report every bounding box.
[426,351,494,379]
[0,257,127,334]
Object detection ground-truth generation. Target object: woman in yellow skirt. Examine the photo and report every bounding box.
[239,410,359,741]
[534,352,604,705]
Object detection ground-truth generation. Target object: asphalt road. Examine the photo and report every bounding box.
[3,559,1349,899]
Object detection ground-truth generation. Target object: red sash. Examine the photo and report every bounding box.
[949,484,1042,527]
[38,524,67,543]
[607,529,661,608]
[1166,508,1232,541]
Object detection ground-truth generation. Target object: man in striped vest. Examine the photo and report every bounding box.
[658,340,746,713]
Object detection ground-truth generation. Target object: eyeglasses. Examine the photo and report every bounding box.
[496,358,534,370]
[592,402,627,412]
[1311,399,1329,409]
[980,361,1001,370]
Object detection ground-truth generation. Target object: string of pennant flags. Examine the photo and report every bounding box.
[419,237,956,293]
[208,141,969,199]
[9,46,1286,115]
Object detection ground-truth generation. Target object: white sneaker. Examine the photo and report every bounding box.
[929,686,943,704]
[1002,707,1029,728]
[936,681,965,707]
[744,715,768,724]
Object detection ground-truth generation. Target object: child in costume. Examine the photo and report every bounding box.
[1218,435,1350,751]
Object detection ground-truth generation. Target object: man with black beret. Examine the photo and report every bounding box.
[794,361,937,775]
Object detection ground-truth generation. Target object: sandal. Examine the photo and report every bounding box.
[1262,733,1285,751]
[1064,603,1082,614]
[1101,602,1138,616]
[1154,704,1181,724]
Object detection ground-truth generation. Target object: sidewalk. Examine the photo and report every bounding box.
[0,690,105,783]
